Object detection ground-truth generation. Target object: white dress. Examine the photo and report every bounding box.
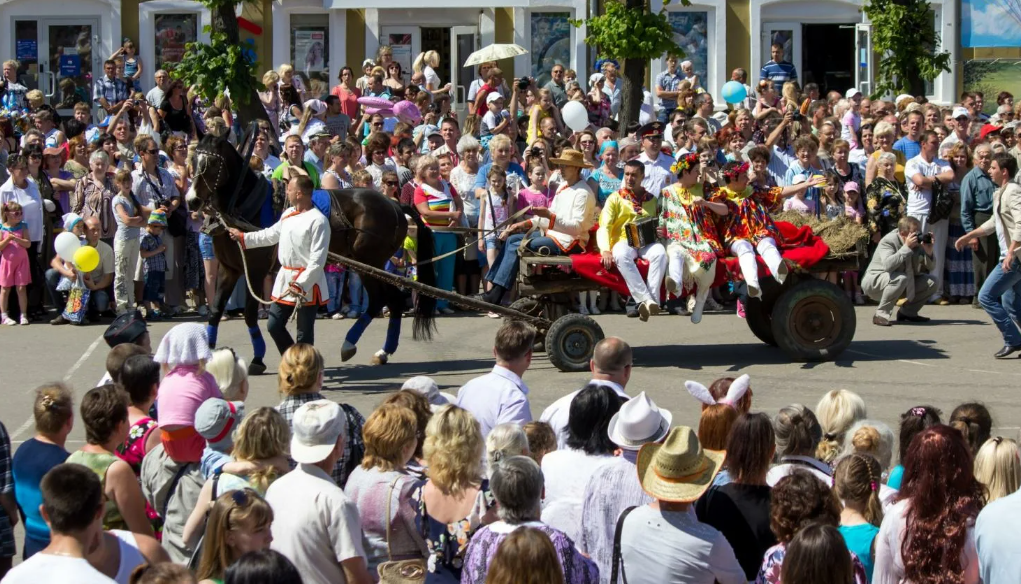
[241,206,331,306]
[540,448,615,544]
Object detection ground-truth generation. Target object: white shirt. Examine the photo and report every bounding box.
[540,381,629,449]
[424,65,442,93]
[456,365,532,439]
[638,151,676,197]
[0,177,44,242]
[874,499,979,584]
[1,554,116,584]
[765,455,833,487]
[905,154,950,218]
[540,448,616,544]
[529,180,596,251]
[265,464,367,584]
[242,206,331,306]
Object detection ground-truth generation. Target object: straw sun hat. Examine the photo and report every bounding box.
[549,148,594,169]
[636,426,725,503]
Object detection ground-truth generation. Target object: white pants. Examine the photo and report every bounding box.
[908,214,949,296]
[667,244,716,323]
[612,241,667,305]
[730,237,785,296]
[114,237,141,314]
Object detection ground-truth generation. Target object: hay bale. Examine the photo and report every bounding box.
[773,211,868,256]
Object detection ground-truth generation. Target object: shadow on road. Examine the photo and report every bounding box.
[323,357,497,393]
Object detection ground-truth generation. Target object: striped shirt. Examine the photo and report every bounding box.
[414,181,458,227]
[760,61,798,94]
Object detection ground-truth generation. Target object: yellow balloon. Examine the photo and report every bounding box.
[73,246,100,273]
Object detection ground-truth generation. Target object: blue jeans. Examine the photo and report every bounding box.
[432,232,457,310]
[487,234,582,289]
[198,233,215,260]
[325,270,344,314]
[978,257,1021,346]
[347,270,366,313]
[44,268,111,313]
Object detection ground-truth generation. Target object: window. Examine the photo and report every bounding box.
[290,14,330,95]
[154,13,198,72]
[665,12,709,84]
[530,12,571,88]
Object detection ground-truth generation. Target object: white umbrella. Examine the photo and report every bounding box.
[463,44,529,67]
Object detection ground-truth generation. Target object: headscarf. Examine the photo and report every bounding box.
[154,323,213,366]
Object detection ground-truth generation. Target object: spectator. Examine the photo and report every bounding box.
[861,215,939,327]
[874,425,984,584]
[264,399,373,584]
[145,70,170,109]
[139,210,168,319]
[894,110,924,160]
[834,454,884,581]
[73,150,118,244]
[865,151,908,240]
[192,397,244,479]
[974,437,1021,503]
[696,403,739,453]
[115,355,161,474]
[1,463,114,583]
[949,402,993,455]
[696,413,778,580]
[814,389,867,464]
[840,420,898,510]
[223,549,302,584]
[194,489,274,584]
[580,392,669,581]
[461,455,598,584]
[886,406,942,490]
[100,335,148,386]
[86,525,169,583]
[485,424,530,478]
[379,390,432,476]
[129,563,195,584]
[456,320,536,438]
[66,385,154,537]
[960,144,999,304]
[1,153,49,320]
[866,121,906,186]
[275,343,365,487]
[419,405,496,581]
[766,404,829,486]
[522,422,555,465]
[760,43,798,95]
[205,348,249,402]
[48,216,116,324]
[485,527,565,584]
[0,422,12,578]
[94,59,129,115]
[541,385,624,542]
[781,524,856,584]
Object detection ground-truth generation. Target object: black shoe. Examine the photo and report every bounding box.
[994,345,1021,359]
[896,312,931,323]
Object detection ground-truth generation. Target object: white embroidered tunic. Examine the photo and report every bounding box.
[241,206,331,306]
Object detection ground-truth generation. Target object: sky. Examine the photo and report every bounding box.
[962,0,1021,47]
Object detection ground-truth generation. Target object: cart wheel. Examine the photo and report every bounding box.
[744,297,777,346]
[770,279,856,362]
[546,313,605,373]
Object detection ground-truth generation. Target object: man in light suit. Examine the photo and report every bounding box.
[955,153,1021,358]
[861,215,937,326]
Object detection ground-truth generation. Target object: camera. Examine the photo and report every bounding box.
[517,77,532,91]
[530,147,544,158]
[915,232,933,245]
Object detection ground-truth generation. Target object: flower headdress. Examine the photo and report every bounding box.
[671,153,699,177]
[721,161,750,182]
[684,374,751,410]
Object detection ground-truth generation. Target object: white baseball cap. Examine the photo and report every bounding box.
[401,376,456,413]
[845,87,862,99]
[290,400,346,464]
[952,106,970,120]
[607,392,672,451]
[486,92,504,105]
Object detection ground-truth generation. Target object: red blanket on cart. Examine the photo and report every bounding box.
[569,221,829,297]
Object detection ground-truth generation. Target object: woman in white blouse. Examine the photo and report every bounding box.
[413,51,451,96]
[0,153,51,318]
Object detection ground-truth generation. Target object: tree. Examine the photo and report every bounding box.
[171,0,268,127]
[863,0,951,98]
[574,0,689,131]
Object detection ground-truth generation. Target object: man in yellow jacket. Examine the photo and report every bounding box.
[597,160,667,321]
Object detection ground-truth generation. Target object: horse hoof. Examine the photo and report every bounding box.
[248,359,267,376]
[341,341,357,362]
[371,351,389,366]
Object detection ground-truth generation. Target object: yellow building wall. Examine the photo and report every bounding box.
[725,0,750,76]
[496,8,515,78]
[348,9,367,69]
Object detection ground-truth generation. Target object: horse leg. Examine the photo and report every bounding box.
[244,288,268,376]
[341,274,381,362]
[207,268,240,350]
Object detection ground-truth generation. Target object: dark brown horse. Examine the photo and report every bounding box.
[185,133,435,373]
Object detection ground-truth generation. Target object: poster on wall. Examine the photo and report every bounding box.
[530,13,571,88]
[961,0,1021,47]
[666,12,709,87]
[154,13,198,71]
[389,34,413,82]
[294,30,326,73]
[964,60,1021,114]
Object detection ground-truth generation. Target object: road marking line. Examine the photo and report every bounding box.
[846,349,1021,377]
[10,334,104,441]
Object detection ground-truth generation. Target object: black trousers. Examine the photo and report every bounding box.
[972,211,999,305]
[267,301,318,355]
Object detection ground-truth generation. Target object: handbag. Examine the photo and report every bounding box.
[377,477,427,584]
[927,178,954,224]
[610,506,638,584]
[61,276,91,324]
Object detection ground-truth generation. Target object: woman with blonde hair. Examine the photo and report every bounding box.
[276,63,306,103]
[974,437,1021,503]
[205,348,249,402]
[486,423,530,477]
[420,406,498,581]
[484,527,565,584]
[275,343,365,487]
[194,489,274,584]
[815,389,867,464]
[865,120,906,185]
[258,70,281,129]
[413,50,451,96]
[343,404,428,577]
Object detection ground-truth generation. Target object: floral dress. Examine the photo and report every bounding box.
[659,182,725,278]
[418,481,495,582]
[865,177,907,238]
[717,184,786,246]
[115,417,164,539]
[756,542,868,584]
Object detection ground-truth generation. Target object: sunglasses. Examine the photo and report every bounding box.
[146,149,159,155]
[385,181,399,186]
[28,154,42,159]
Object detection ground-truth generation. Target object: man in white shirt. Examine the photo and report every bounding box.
[636,122,676,197]
[939,107,972,159]
[540,337,632,448]
[457,320,535,439]
[265,400,372,584]
[905,130,955,297]
[3,464,117,583]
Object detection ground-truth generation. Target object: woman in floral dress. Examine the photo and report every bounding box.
[865,151,907,245]
[659,153,729,324]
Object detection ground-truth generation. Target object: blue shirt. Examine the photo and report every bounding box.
[977,489,1021,584]
[760,61,798,94]
[960,166,997,232]
[768,145,798,187]
[92,75,129,107]
[655,70,685,111]
[12,438,69,557]
[839,523,880,581]
[893,136,921,161]
[456,365,532,440]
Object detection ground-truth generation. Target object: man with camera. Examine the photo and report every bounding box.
[862,216,938,326]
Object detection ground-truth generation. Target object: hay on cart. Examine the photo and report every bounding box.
[774,211,869,259]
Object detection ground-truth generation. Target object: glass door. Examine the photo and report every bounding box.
[449,26,477,115]
[380,27,420,86]
[11,19,98,116]
[854,23,873,97]
[761,22,802,85]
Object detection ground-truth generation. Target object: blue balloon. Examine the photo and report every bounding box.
[721,81,748,104]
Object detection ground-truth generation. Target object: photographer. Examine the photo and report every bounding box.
[862,215,938,326]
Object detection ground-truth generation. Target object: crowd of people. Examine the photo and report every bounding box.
[1,320,1021,584]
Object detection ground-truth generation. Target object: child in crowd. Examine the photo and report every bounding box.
[115,39,142,92]
[139,210,168,320]
[324,263,346,319]
[819,175,844,220]
[351,169,373,188]
[523,421,556,466]
[112,169,148,315]
[782,176,817,215]
[0,201,31,325]
[481,93,509,140]
[834,454,884,581]
[478,165,514,288]
[516,160,553,219]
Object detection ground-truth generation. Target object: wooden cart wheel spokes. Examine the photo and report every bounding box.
[546,313,605,372]
[770,279,856,362]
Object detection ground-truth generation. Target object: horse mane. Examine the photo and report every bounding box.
[198,134,272,227]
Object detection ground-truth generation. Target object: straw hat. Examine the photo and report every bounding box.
[549,148,594,169]
[636,426,725,503]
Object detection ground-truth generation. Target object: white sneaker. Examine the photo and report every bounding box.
[331,312,345,320]
[487,311,502,319]
[665,276,680,296]
[1,315,15,326]
[19,315,29,325]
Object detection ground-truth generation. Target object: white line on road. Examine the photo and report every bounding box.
[846,349,1021,377]
[10,334,104,441]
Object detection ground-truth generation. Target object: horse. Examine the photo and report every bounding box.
[185,133,436,373]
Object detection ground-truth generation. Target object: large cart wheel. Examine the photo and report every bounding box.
[770,279,856,362]
[546,313,605,372]
[743,277,785,347]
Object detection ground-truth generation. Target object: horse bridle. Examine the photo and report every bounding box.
[194,123,260,217]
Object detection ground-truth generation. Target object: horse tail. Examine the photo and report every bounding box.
[402,204,437,341]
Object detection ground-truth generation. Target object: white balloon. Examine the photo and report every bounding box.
[561,101,590,133]
[54,231,81,261]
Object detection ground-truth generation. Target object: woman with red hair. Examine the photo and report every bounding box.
[873,425,984,584]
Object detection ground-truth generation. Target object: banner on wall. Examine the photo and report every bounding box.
[964,60,1021,114]
[294,30,326,73]
[962,0,1021,47]
[530,13,571,88]
[154,13,198,70]
[665,12,709,85]
[389,34,413,80]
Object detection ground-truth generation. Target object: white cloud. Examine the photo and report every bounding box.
[969,0,1021,44]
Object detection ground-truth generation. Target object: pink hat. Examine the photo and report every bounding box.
[365,107,394,117]
[843,181,860,193]
[393,101,422,124]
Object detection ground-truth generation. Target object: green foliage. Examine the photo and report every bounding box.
[863,0,951,98]
[571,0,689,60]
[171,31,258,106]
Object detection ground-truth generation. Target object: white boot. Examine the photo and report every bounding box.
[757,238,788,284]
[735,247,761,298]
